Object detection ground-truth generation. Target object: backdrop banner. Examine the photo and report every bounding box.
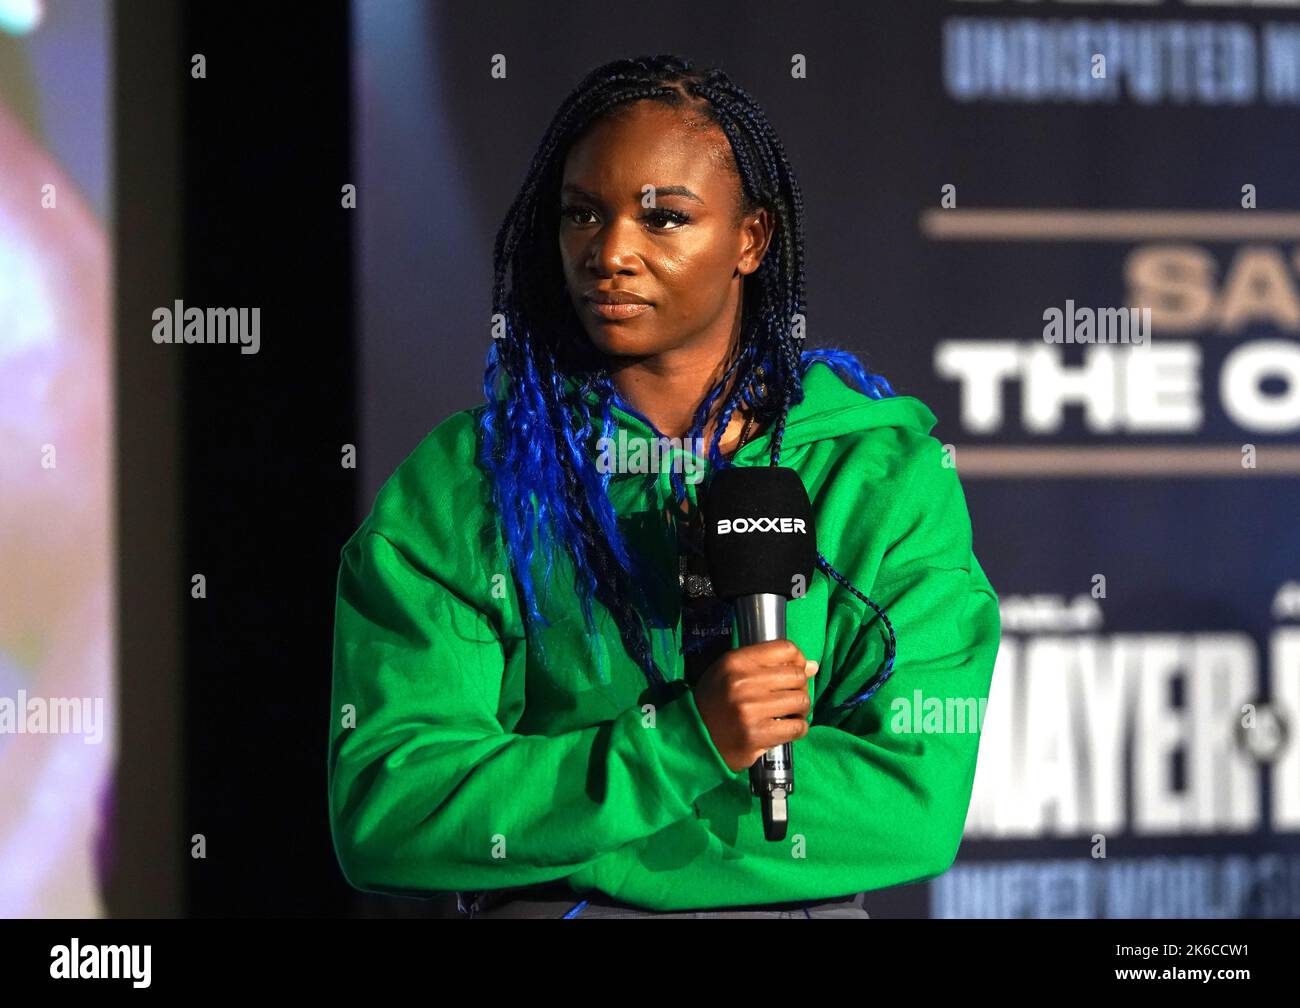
[355,0,1300,918]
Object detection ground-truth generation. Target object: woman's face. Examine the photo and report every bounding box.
[557,101,771,362]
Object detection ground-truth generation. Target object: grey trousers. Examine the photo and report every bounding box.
[465,889,871,919]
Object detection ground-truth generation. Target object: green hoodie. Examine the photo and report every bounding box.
[327,359,1001,912]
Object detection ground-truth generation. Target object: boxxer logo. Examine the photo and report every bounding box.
[715,517,808,534]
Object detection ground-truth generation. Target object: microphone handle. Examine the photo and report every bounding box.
[734,593,795,842]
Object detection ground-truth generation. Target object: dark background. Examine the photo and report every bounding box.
[130,2,359,916]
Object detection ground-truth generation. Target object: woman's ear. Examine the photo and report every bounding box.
[737,207,774,276]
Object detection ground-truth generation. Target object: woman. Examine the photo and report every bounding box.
[328,55,1001,919]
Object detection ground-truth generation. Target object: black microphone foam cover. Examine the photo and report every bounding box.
[703,464,816,600]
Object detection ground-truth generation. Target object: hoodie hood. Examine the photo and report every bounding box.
[561,359,938,506]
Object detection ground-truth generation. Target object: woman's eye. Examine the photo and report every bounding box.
[560,205,596,226]
[646,208,690,229]
[559,205,689,230]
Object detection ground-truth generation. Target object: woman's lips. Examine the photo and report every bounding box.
[584,300,651,320]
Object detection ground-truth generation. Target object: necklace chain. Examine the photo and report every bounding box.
[677,411,756,599]
[733,411,758,454]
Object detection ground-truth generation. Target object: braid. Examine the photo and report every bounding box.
[479,55,898,703]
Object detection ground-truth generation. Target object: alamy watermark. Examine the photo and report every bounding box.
[595,430,707,484]
[50,939,150,988]
[1042,300,1149,345]
[151,300,260,354]
[0,691,105,744]
[890,689,987,734]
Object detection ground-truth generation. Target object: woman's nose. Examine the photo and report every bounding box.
[587,216,642,274]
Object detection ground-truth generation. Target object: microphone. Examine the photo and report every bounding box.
[703,464,816,841]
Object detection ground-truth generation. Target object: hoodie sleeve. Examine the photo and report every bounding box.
[574,434,1001,909]
[327,523,748,898]
[799,441,1002,888]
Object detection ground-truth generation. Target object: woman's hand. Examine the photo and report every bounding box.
[692,639,818,773]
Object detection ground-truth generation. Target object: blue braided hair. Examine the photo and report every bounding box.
[478,55,896,709]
